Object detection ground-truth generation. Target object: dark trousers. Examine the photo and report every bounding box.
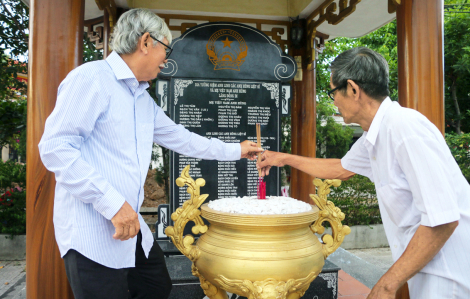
[64,232,172,299]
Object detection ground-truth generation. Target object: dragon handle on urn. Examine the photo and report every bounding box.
[164,165,208,262]
[310,178,352,259]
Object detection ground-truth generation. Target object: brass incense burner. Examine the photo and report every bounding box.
[165,166,350,299]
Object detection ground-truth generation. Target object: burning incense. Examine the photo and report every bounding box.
[256,123,266,199]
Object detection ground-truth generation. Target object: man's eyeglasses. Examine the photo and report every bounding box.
[147,33,173,59]
[327,82,347,101]
[327,80,382,100]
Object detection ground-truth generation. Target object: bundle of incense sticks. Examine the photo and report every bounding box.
[256,123,266,199]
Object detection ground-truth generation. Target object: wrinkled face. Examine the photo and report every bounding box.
[146,37,169,80]
[330,75,357,124]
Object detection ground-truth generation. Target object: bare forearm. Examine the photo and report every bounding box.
[373,222,458,294]
[281,153,354,180]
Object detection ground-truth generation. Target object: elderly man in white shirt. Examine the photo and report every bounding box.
[257,47,470,299]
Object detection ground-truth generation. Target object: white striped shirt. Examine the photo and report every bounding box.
[38,51,241,269]
[342,98,470,292]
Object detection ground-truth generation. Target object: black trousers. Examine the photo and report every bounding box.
[64,232,172,299]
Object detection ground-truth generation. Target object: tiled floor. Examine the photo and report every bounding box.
[338,269,371,298]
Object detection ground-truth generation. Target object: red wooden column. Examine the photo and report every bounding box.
[397,0,444,133]
[290,41,317,203]
[27,0,84,298]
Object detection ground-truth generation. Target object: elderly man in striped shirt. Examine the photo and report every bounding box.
[39,8,262,299]
[258,47,470,299]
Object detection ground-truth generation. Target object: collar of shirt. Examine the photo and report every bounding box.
[363,97,393,147]
[106,51,149,95]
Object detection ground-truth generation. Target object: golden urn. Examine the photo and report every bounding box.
[165,166,350,299]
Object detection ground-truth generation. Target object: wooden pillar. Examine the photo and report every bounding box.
[397,0,444,133]
[27,0,84,298]
[290,39,316,203]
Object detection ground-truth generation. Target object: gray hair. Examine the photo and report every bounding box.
[330,47,389,101]
[110,8,172,55]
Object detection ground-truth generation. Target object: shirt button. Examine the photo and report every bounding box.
[372,157,376,160]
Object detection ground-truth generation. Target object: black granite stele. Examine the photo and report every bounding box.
[154,22,296,238]
[161,241,340,299]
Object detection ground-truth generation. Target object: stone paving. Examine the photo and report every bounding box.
[348,247,394,273]
[335,247,393,298]
[338,270,372,298]
[0,247,393,299]
[0,260,26,299]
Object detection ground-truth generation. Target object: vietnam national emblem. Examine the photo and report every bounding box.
[206,29,248,71]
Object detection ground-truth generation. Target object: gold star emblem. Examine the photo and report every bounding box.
[221,37,233,48]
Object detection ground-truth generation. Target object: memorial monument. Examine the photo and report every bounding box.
[156,22,296,232]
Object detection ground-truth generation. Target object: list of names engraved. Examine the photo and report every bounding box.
[170,79,280,208]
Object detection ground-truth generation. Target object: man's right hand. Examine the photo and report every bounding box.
[257,150,354,180]
[111,201,140,241]
[256,150,286,176]
[240,140,263,160]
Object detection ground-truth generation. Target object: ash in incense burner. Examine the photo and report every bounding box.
[208,196,312,215]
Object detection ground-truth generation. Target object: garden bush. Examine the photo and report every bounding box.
[0,159,26,236]
[445,133,470,184]
[328,174,381,226]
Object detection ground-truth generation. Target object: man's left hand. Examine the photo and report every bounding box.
[240,140,263,160]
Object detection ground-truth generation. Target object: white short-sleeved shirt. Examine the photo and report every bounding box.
[341,98,470,288]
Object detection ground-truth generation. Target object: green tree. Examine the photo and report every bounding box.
[0,0,107,162]
[444,1,470,134]
[315,37,358,159]
[316,96,354,159]
[0,0,28,99]
[445,133,470,183]
[357,21,398,101]
[0,99,26,149]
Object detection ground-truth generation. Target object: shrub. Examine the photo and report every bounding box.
[445,133,470,184]
[328,175,381,226]
[0,160,26,236]
[0,99,27,149]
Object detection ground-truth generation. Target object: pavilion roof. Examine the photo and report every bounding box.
[22,0,396,39]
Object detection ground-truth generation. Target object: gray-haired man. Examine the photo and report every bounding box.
[39,8,262,299]
[258,47,470,299]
